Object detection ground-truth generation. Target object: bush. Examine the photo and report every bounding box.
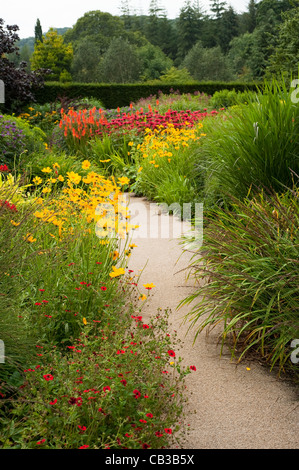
[33,82,259,109]
[181,184,299,378]
[210,88,257,109]
[0,114,47,167]
[200,80,299,205]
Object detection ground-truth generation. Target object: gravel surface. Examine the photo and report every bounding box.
[124,194,299,449]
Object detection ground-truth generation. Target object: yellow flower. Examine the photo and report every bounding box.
[129,243,137,248]
[100,159,111,163]
[138,167,143,173]
[109,266,125,278]
[128,141,134,146]
[42,187,51,194]
[53,162,60,169]
[11,220,20,226]
[117,176,130,186]
[58,175,64,182]
[143,283,156,290]
[67,171,81,185]
[82,160,91,170]
[112,250,119,260]
[41,167,52,173]
[139,294,147,301]
[33,176,43,185]
[24,233,36,243]
[83,317,87,325]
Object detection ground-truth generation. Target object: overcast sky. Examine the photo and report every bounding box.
[1,0,249,39]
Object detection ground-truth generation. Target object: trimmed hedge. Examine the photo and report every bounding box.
[33,81,260,109]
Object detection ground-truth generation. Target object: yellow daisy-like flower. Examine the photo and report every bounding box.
[82,160,91,170]
[109,266,125,278]
[143,283,156,290]
[58,175,64,182]
[112,250,119,261]
[128,141,134,147]
[11,220,20,226]
[100,159,111,163]
[83,317,87,325]
[41,167,52,173]
[138,167,143,173]
[33,176,43,185]
[139,294,147,301]
[42,187,51,194]
[24,233,36,243]
[67,171,81,185]
[53,162,60,169]
[117,176,130,186]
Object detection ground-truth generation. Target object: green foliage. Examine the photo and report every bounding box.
[0,114,47,167]
[181,185,299,377]
[182,41,235,81]
[267,3,299,78]
[137,43,173,81]
[33,82,258,109]
[31,29,73,82]
[200,80,299,205]
[210,88,257,108]
[98,38,141,84]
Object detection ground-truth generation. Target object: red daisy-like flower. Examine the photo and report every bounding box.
[139,419,147,423]
[146,413,153,418]
[78,425,87,432]
[142,443,150,449]
[167,350,176,357]
[79,445,89,449]
[103,386,111,392]
[133,389,141,399]
[120,379,127,386]
[164,428,172,434]
[49,399,57,405]
[190,365,197,371]
[36,439,46,445]
[155,431,164,437]
[101,286,107,291]
[43,374,54,381]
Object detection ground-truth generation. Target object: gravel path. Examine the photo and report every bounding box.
[124,194,299,449]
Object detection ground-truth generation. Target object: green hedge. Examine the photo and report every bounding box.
[33,81,260,109]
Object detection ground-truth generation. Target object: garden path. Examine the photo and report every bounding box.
[124,193,299,449]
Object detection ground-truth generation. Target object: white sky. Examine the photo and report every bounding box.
[1,0,249,39]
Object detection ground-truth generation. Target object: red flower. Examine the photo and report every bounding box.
[133,389,141,399]
[79,445,89,449]
[139,419,147,423]
[49,399,57,405]
[36,439,46,445]
[35,302,42,306]
[142,443,150,449]
[0,164,9,172]
[146,413,153,418]
[190,365,197,371]
[155,431,163,437]
[143,324,150,329]
[120,379,127,386]
[167,350,175,357]
[101,286,107,291]
[43,374,54,381]
[103,386,111,392]
[164,428,172,434]
[78,425,87,432]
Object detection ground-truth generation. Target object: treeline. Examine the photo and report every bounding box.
[9,0,299,83]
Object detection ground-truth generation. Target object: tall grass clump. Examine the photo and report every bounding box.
[200,79,299,207]
[180,182,299,379]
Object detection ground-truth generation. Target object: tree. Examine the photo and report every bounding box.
[267,3,299,78]
[182,40,235,81]
[137,43,173,80]
[34,18,43,44]
[64,11,128,56]
[0,19,49,112]
[177,0,203,61]
[71,38,102,82]
[220,6,239,53]
[31,29,73,81]
[97,38,141,83]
